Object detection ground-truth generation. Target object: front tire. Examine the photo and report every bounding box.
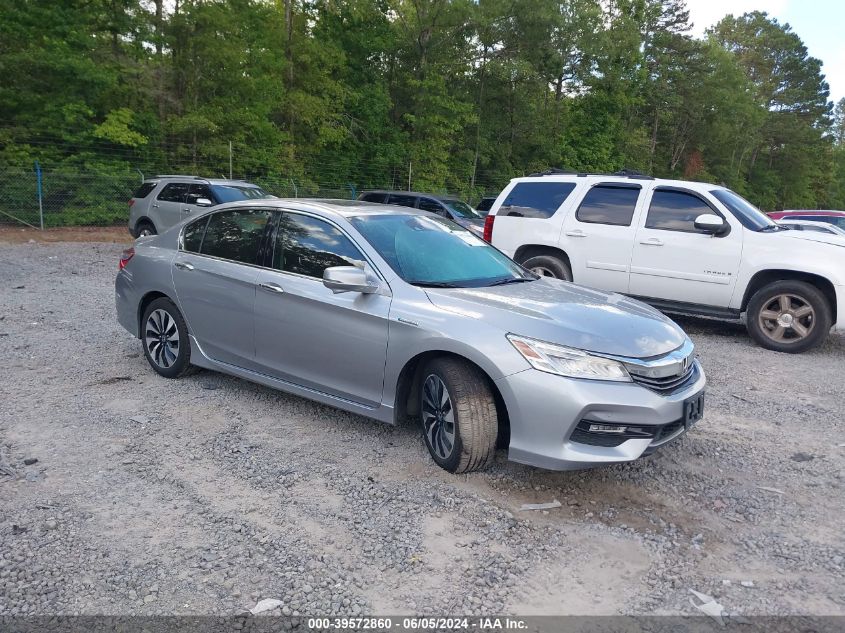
[746,280,831,353]
[141,298,194,378]
[419,358,498,473]
[521,254,572,281]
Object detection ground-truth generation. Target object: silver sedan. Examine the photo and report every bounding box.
[115,199,706,473]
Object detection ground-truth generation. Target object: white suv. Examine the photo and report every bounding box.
[483,170,845,353]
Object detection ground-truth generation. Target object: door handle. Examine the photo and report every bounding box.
[182,207,192,214]
[639,237,664,246]
[565,230,587,237]
[174,261,195,271]
[258,282,285,294]
[152,203,160,208]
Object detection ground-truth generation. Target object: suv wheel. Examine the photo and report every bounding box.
[135,221,157,238]
[419,358,498,473]
[746,280,832,353]
[521,255,572,281]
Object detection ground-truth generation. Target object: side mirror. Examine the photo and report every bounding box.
[694,213,728,236]
[194,197,214,207]
[323,266,379,294]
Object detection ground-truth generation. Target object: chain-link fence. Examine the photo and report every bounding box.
[0,155,512,229]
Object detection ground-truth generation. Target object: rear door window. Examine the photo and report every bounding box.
[157,182,191,203]
[499,182,576,218]
[200,209,274,264]
[646,190,716,232]
[133,182,157,199]
[274,213,366,278]
[576,185,640,226]
[387,194,418,208]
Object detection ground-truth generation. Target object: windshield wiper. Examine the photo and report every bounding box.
[488,277,533,286]
[408,280,464,288]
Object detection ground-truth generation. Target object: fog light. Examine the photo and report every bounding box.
[589,424,626,433]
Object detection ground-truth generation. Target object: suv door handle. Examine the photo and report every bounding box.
[182,207,192,214]
[174,261,194,271]
[640,237,664,246]
[565,229,587,237]
[258,282,285,294]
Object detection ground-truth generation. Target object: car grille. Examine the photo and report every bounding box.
[628,360,698,395]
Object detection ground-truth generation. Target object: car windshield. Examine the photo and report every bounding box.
[351,214,533,288]
[710,189,777,231]
[211,184,272,203]
[441,199,481,219]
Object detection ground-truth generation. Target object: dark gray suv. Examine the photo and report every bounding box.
[128,176,273,237]
[358,190,484,234]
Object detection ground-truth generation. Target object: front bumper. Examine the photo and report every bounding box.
[494,360,706,471]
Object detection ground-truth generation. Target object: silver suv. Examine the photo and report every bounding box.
[128,176,272,237]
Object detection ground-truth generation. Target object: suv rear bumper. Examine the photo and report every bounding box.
[495,361,706,471]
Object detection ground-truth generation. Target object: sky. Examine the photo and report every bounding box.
[685,0,845,104]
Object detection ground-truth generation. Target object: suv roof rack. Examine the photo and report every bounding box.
[153,174,211,180]
[526,168,655,181]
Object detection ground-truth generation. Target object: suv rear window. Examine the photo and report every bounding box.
[499,182,576,218]
[133,182,157,199]
[576,185,640,226]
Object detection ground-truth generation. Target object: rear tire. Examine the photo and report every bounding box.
[419,357,498,473]
[522,254,572,281]
[141,298,195,378]
[746,280,831,353]
[135,220,157,238]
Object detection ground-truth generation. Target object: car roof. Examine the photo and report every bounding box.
[506,173,724,193]
[771,210,845,216]
[210,198,431,220]
[361,190,462,201]
[146,176,262,186]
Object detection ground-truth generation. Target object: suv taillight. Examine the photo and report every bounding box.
[482,215,495,242]
[119,247,135,270]
[128,199,135,207]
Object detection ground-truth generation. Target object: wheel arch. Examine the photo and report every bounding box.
[513,244,571,269]
[742,269,837,323]
[134,216,156,235]
[393,350,510,448]
[137,291,172,337]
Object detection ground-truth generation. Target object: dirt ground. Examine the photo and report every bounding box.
[0,225,132,244]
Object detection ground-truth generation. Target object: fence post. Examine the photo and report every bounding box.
[34,160,44,230]
[229,140,233,179]
[347,184,356,200]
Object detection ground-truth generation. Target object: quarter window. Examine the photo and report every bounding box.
[133,182,157,199]
[157,182,191,203]
[200,209,273,264]
[576,185,640,226]
[274,213,366,279]
[181,216,209,253]
[499,182,576,218]
[646,190,715,232]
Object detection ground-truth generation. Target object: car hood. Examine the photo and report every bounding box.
[424,278,687,359]
[769,228,845,248]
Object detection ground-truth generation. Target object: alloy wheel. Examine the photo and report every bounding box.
[530,266,557,278]
[145,309,180,368]
[421,374,456,461]
[757,293,815,344]
[139,228,154,237]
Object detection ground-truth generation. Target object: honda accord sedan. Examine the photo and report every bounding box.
[115,199,706,473]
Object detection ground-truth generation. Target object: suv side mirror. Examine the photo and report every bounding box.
[194,197,214,207]
[694,213,728,236]
[323,266,379,294]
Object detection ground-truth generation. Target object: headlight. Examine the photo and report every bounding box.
[507,334,631,382]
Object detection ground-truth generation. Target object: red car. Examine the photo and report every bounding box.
[768,210,845,230]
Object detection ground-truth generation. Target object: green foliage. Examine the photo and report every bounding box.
[0,0,842,226]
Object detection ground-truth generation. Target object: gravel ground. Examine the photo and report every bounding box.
[1,240,844,618]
